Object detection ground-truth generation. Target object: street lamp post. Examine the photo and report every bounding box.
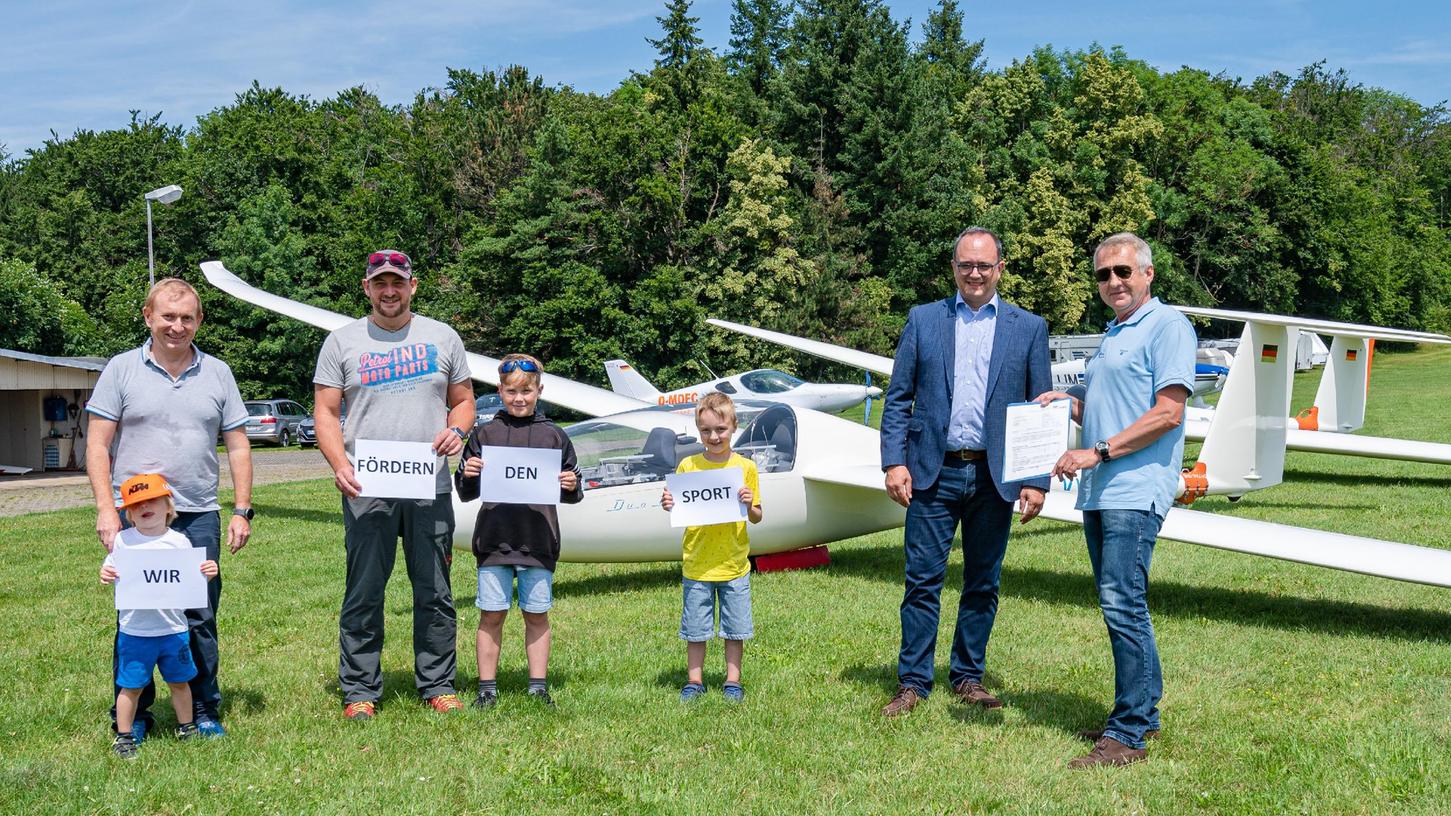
[144,184,183,287]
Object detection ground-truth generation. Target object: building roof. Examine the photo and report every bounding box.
[0,348,107,372]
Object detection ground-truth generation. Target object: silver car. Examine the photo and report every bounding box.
[244,399,309,447]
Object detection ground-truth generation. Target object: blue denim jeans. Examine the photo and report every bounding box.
[1083,508,1163,749]
[898,459,1013,696]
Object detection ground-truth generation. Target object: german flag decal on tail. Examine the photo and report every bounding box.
[1260,344,1278,363]
[1346,349,1358,361]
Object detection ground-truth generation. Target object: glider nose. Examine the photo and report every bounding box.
[866,385,883,398]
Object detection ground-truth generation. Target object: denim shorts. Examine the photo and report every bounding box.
[680,574,753,641]
[476,565,553,613]
[116,631,196,689]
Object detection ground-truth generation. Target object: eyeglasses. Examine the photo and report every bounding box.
[498,359,540,374]
[953,261,1000,274]
[1095,265,1135,282]
[366,251,411,271]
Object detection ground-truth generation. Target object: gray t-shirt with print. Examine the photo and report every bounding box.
[313,314,472,494]
[86,341,249,512]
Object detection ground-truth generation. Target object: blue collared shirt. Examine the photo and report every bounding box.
[1077,297,1197,516]
[945,292,998,451]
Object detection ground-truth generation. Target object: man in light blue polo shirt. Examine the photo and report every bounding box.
[1041,232,1196,768]
[86,278,254,741]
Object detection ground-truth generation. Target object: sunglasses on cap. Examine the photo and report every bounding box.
[1094,265,1135,282]
[367,251,412,271]
[499,359,540,374]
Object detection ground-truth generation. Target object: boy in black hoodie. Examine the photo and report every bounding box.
[454,354,582,709]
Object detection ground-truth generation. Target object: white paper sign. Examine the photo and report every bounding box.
[1002,399,1072,483]
[476,445,564,505]
[354,439,439,500]
[667,467,747,528]
[114,548,207,610]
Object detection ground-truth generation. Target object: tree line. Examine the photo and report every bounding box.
[3,0,1448,400]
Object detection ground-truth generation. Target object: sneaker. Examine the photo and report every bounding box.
[130,719,148,745]
[679,682,706,702]
[196,717,226,738]
[526,688,556,709]
[343,700,376,721]
[881,685,923,718]
[176,722,200,741]
[472,688,498,710]
[426,693,465,713]
[1068,736,1148,769]
[722,683,744,703]
[111,732,138,760]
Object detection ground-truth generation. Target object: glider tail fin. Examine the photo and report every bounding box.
[604,360,662,401]
[1303,335,1372,432]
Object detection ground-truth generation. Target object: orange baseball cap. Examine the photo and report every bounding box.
[119,473,172,508]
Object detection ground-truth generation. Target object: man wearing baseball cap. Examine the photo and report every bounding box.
[313,249,475,719]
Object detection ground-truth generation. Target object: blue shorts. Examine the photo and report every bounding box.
[476,565,553,613]
[116,631,196,689]
[680,574,753,641]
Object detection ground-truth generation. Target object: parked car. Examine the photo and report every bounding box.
[297,408,345,449]
[244,399,309,447]
[474,394,503,427]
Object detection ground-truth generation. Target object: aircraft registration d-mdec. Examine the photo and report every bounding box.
[200,261,1451,588]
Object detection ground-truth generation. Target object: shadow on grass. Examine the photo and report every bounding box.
[219,686,267,718]
[828,543,1451,644]
[555,565,679,598]
[652,667,741,692]
[1282,468,1451,489]
[251,501,342,525]
[320,667,575,706]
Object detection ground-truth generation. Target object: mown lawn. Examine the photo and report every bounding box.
[2,347,1449,815]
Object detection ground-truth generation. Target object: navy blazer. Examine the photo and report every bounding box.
[880,296,1053,502]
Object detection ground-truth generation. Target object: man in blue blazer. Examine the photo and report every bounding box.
[879,226,1052,717]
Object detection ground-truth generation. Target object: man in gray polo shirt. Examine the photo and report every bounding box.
[86,277,254,740]
[313,249,475,719]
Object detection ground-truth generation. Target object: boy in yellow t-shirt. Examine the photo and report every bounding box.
[660,393,762,702]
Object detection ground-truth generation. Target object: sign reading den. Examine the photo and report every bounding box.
[476,446,564,505]
[666,467,747,528]
[113,548,207,610]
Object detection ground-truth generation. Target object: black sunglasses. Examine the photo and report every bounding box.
[499,359,540,374]
[1095,265,1135,282]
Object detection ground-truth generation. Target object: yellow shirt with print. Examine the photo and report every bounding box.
[677,452,760,582]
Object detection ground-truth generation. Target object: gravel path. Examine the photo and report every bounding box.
[0,449,331,518]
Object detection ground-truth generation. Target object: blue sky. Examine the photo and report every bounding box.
[4,1,1448,157]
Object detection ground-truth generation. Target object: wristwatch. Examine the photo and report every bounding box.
[1093,440,1111,462]
[232,507,254,521]
[449,426,468,441]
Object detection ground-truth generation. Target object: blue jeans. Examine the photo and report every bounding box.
[1083,508,1163,749]
[898,459,1013,696]
[680,575,753,641]
[111,510,222,726]
[476,565,554,613]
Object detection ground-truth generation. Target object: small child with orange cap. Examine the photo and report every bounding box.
[100,473,217,759]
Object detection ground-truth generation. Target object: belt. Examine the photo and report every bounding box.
[945,449,986,462]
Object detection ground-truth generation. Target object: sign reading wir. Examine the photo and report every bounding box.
[114,548,207,610]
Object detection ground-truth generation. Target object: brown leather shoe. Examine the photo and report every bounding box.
[952,680,1004,709]
[1068,736,1147,769]
[881,685,923,718]
[1075,727,1159,742]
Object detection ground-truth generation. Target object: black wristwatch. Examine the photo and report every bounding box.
[232,507,254,521]
[1093,440,1111,462]
[449,426,468,441]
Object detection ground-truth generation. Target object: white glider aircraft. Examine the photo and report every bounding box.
[201,261,1451,588]
[604,359,881,414]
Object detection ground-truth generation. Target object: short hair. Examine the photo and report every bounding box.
[144,278,203,319]
[695,392,737,427]
[124,493,177,526]
[952,226,1004,263]
[1093,232,1153,270]
[498,353,543,387]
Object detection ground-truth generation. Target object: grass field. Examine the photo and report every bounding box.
[2,347,1450,815]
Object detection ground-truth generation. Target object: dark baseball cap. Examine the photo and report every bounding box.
[364,249,413,280]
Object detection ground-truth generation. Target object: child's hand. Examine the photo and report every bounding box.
[100,565,118,585]
[660,487,674,511]
[738,486,754,506]
[462,456,484,478]
[559,469,579,491]
[200,560,219,578]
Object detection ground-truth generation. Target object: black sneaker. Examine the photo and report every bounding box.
[526,687,556,709]
[472,688,498,710]
[111,732,138,759]
[176,722,200,741]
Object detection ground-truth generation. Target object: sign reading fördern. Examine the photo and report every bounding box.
[355,439,438,500]
[114,548,207,610]
[476,445,564,505]
[666,467,746,528]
